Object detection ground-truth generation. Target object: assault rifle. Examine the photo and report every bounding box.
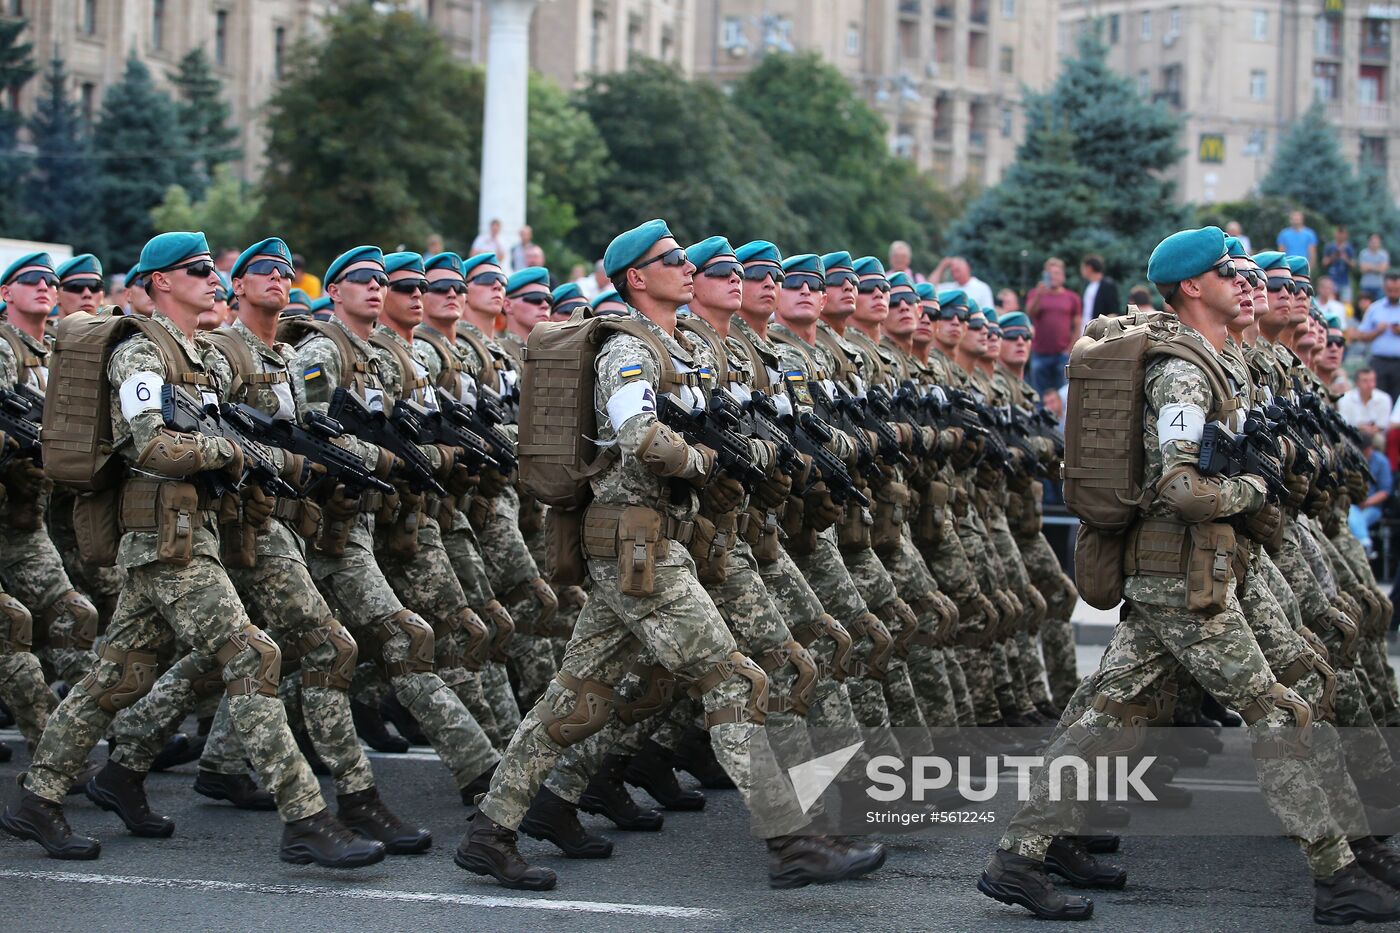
[388,396,498,476]
[327,387,446,497]
[1198,411,1288,503]
[222,403,393,496]
[742,391,868,506]
[437,390,517,475]
[807,381,878,479]
[658,391,769,491]
[160,384,296,499]
[0,384,44,465]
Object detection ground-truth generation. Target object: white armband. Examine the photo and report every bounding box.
[1157,402,1206,448]
[606,380,656,433]
[119,371,165,421]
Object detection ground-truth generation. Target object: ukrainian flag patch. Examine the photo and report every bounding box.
[303,364,323,381]
[785,370,805,383]
[698,367,713,381]
[618,364,644,379]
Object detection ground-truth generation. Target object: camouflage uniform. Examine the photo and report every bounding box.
[47,486,126,629]
[1000,335,1353,880]
[24,312,325,822]
[290,315,498,790]
[0,322,101,686]
[0,594,50,748]
[476,306,808,838]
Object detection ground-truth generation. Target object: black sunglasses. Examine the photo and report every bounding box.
[1238,269,1262,287]
[468,271,508,288]
[60,278,103,294]
[339,268,388,286]
[889,289,920,306]
[824,270,859,288]
[782,273,826,292]
[1326,335,1346,348]
[1002,329,1032,341]
[1266,277,1297,294]
[168,259,217,279]
[388,277,428,294]
[701,259,743,279]
[742,264,784,285]
[1297,282,1315,297]
[426,279,468,295]
[856,278,891,294]
[965,317,986,330]
[553,300,588,317]
[513,292,552,306]
[635,247,688,270]
[12,270,59,287]
[245,258,293,278]
[927,306,957,320]
[1210,259,1237,279]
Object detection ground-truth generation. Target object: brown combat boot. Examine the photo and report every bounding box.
[520,788,613,859]
[0,790,101,859]
[579,753,663,831]
[337,786,431,854]
[455,812,558,890]
[280,809,386,868]
[766,834,867,889]
[85,760,174,838]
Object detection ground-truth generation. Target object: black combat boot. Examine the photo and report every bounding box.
[280,809,385,868]
[827,836,888,879]
[150,733,205,773]
[520,788,613,858]
[337,786,431,854]
[579,754,663,831]
[1,791,101,859]
[1314,861,1400,925]
[379,695,429,746]
[0,698,12,728]
[455,813,558,890]
[351,699,409,754]
[65,760,100,796]
[977,848,1094,920]
[460,761,497,810]
[674,725,735,789]
[766,835,867,889]
[193,770,276,810]
[1354,771,1400,809]
[0,740,10,763]
[1352,836,1400,890]
[1201,692,1241,727]
[1077,834,1121,854]
[624,739,705,811]
[84,760,175,838]
[294,728,330,777]
[1045,836,1128,888]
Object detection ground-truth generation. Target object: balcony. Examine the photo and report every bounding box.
[970,0,989,25]
[1359,102,1391,124]
[935,2,954,21]
[1362,42,1391,60]
[969,128,988,149]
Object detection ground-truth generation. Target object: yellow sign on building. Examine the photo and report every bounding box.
[1198,134,1225,163]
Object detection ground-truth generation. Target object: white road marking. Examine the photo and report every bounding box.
[0,868,718,919]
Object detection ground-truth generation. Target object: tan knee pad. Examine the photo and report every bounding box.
[538,670,616,745]
[855,610,894,681]
[694,651,769,728]
[42,590,99,650]
[80,644,159,713]
[1065,692,1156,756]
[759,640,818,716]
[0,592,32,652]
[298,622,358,691]
[382,609,435,677]
[1249,682,1314,759]
[459,607,490,672]
[216,624,281,697]
[481,599,515,664]
[616,662,677,725]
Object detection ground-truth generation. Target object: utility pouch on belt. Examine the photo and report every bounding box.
[122,480,200,566]
[1074,526,1126,610]
[385,489,424,559]
[1016,483,1044,538]
[913,479,949,547]
[314,485,359,557]
[951,483,969,517]
[780,493,817,555]
[584,504,666,598]
[288,497,322,539]
[837,498,873,552]
[218,494,257,569]
[869,480,909,556]
[73,486,122,567]
[1185,522,1235,614]
[743,504,781,563]
[546,506,586,586]
[467,494,493,532]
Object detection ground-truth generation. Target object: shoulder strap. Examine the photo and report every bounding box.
[600,318,684,394]
[369,330,429,401]
[676,317,736,387]
[0,324,42,390]
[202,328,277,403]
[844,328,888,381]
[276,317,374,393]
[813,327,858,379]
[770,329,824,379]
[414,326,463,394]
[132,318,209,389]
[728,325,772,392]
[1148,333,1239,423]
[455,323,502,392]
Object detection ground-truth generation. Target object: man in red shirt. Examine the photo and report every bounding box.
[1024,256,1081,395]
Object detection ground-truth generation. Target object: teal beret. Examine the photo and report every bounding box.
[1253,251,1289,271]
[965,297,981,315]
[383,251,425,276]
[1223,236,1248,259]
[782,254,824,276]
[324,245,384,285]
[231,237,292,279]
[1146,226,1226,285]
[686,236,735,270]
[424,252,465,277]
[56,253,102,281]
[915,282,938,301]
[998,311,1031,331]
[2,251,55,285]
[0,301,5,315]
[287,288,312,308]
[603,218,672,277]
[310,296,333,313]
[1285,255,1310,278]
[820,251,853,272]
[888,272,914,291]
[124,265,142,286]
[736,240,782,265]
[506,266,550,294]
[460,252,502,279]
[1324,309,1345,330]
[215,271,233,301]
[137,232,210,276]
[982,305,999,325]
[552,282,584,305]
[938,288,969,310]
[852,256,886,277]
[591,287,624,309]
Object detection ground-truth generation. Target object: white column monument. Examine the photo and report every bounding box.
[478,0,541,266]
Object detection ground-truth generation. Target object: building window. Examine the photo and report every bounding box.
[274,25,286,79]
[1249,69,1267,100]
[1108,13,1120,43]
[1167,7,1180,36]
[999,45,1014,74]
[1251,10,1268,41]
[1243,129,1267,156]
[80,0,96,35]
[933,94,952,142]
[1140,11,1151,40]
[151,0,164,50]
[1314,16,1341,56]
[660,27,674,62]
[1359,64,1388,103]
[215,10,228,66]
[627,14,642,61]
[1361,136,1388,169]
[762,15,793,52]
[846,24,859,55]
[721,16,744,50]
[1313,61,1340,100]
[1001,0,1015,18]
[6,0,21,15]
[590,11,605,69]
[80,81,96,122]
[1159,63,1182,107]
[1363,19,1392,58]
[1137,69,1150,96]
[1000,106,1013,137]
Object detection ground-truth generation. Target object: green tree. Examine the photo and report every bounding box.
[93,56,193,268]
[527,71,607,269]
[574,59,806,259]
[948,27,1185,289]
[1261,103,1368,234]
[151,165,262,251]
[25,57,105,253]
[0,17,37,235]
[257,3,485,269]
[171,46,240,198]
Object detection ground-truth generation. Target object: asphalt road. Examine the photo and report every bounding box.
[1,644,1397,932]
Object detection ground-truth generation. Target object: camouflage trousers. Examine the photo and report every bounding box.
[0,646,51,748]
[26,556,326,822]
[951,499,1008,725]
[478,554,809,838]
[1018,529,1079,708]
[883,533,959,731]
[986,506,1049,711]
[841,541,928,747]
[0,523,97,686]
[49,488,127,630]
[308,518,498,789]
[1000,590,1353,879]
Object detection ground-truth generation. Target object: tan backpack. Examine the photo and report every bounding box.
[1062,309,1238,608]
